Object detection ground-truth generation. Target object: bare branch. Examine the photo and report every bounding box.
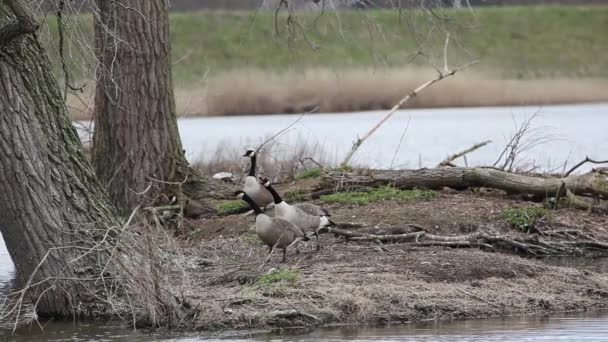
[564,156,608,177]
[341,60,479,166]
[438,140,492,167]
[256,106,318,153]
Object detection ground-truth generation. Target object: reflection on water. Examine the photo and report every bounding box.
[253,312,608,342]
[0,312,608,342]
[0,237,14,289]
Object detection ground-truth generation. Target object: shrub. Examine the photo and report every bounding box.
[501,207,548,231]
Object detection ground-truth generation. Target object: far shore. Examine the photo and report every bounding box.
[68,71,608,120]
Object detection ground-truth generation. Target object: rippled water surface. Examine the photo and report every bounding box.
[1,313,608,341]
[173,103,608,170]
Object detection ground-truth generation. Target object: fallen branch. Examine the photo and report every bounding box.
[438,140,492,167]
[318,167,608,203]
[326,226,608,257]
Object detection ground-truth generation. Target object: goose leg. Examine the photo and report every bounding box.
[282,248,287,262]
[315,232,320,251]
[265,246,274,263]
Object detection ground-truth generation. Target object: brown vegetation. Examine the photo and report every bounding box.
[68,69,608,120]
[168,186,608,331]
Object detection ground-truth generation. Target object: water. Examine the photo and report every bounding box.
[170,103,608,171]
[4,103,608,340]
[1,312,608,341]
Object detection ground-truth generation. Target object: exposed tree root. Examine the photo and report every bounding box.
[326,226,608,257]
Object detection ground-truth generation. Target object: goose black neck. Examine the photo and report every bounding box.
[266,184,283,205]
[248,155,257,177]
[242,194,262,215]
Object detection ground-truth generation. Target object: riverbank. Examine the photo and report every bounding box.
[168,178,608,331]
[68,74,608,119]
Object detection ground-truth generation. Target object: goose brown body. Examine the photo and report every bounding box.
[260,179,333,251]
[236,191,307,262]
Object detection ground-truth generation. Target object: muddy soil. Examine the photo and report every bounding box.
[172,185,608,331]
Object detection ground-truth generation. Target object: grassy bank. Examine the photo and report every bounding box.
[47,6,608,82]
[168,6,608,82]
[48,6,608,117]
[172,177,608,331]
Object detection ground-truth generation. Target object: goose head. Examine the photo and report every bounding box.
[258,177,271,188]
[242,148,256,158]
[234,190,246,200]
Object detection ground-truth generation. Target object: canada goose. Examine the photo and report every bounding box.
[236,191,308,262]
[157,193,212,219]
[242,148,273,209]
[260,179,333,251]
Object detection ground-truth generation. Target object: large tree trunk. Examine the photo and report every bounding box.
[0,1,120,317]
[93,0,232,212]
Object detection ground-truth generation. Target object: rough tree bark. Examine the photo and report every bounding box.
[0,0,120,317]
[318,167,608,203]
[93,0,232,212]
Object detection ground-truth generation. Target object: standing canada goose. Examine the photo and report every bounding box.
[242,148,273,209]
[236,191,308,262]
[260,179,333,251]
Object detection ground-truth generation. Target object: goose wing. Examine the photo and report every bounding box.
[293,202,330,217]
[273,218,308,239]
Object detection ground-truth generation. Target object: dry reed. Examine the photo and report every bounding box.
[67,68,608,120]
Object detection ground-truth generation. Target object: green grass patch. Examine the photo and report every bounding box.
[283,187,309,202]
[255,268,300,288]
[295,168,322,180]
[215,200,248,215]
[500,207,548,231]
[320,187,438,205]
[39,6,608,84]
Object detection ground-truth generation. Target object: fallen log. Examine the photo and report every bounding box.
[318,167,608,200]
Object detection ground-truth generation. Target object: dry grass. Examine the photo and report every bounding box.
[67,68,608,120]
[191,136,337,183]
[165,188,608,331]
[173,233,608,330]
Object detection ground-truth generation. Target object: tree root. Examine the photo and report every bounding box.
[326,226,608,257]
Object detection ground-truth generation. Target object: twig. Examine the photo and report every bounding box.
[389,115,411,169]
[341,60,479,166]
[256,106,318,153]
[438,140,491,167]
[564,156,608,177]
[456,288,502,308]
